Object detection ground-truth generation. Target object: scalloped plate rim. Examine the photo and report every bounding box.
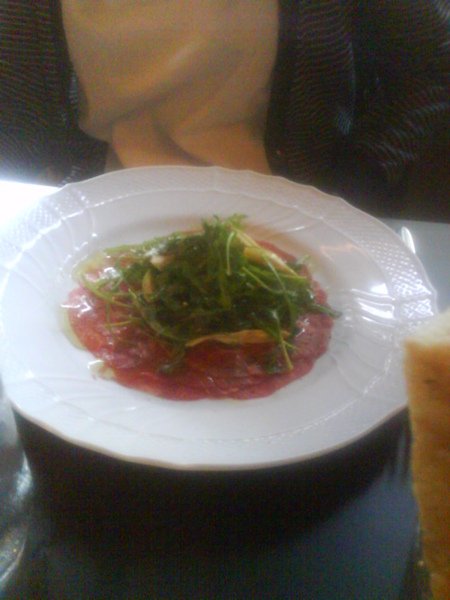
[0,166,438,470]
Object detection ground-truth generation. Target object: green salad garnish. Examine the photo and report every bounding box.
[77,215,337,373]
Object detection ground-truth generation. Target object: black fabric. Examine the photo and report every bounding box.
[267,0,450,210]
[0,0,449,212]
[0,0,106,183]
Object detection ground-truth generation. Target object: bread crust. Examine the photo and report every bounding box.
[405,310,450,600]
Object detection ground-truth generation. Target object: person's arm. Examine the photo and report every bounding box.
[0,0,105,183]
[334,0,450,205]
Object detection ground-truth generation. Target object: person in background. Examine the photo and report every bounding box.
[0,1,449,217]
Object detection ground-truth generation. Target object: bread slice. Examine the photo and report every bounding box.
[404,309,450,600]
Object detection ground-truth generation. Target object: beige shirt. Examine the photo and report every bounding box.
[62,1,278,173]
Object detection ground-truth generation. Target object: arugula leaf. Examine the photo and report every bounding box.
[76,215,337,372]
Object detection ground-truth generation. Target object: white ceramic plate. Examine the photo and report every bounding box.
[0,167,437,470]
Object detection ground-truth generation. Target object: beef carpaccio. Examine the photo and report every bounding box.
[65,215,337,400]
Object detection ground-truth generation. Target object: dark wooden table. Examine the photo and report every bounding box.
[8,411,418,600]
